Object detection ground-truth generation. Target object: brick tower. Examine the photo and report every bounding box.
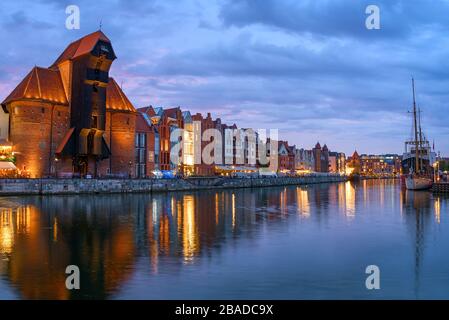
[1,31,136,178]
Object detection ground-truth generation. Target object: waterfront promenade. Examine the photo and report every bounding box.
[0,174,346,196]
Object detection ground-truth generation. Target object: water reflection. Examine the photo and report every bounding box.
[0,180,448,299]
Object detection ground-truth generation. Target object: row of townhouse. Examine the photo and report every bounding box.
[0,30,345,178]
[294,142,346,174]
[346,151,401,176]
[134,104,322,177]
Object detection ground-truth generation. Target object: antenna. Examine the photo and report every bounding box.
[99,19,103,31]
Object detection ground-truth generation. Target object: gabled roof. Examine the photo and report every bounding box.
[164,107,180,119]
[51,30,113,68]
[106,77,136,112]
[153,107,163,116]
[137,106,156,116]
[182,110,192,123]
[1,66,68,108]
[136,113,154,132]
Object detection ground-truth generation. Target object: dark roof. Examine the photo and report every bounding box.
[50,30,113,68]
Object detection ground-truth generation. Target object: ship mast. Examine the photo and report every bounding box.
[418,107,424,170]
[412,78,420,174]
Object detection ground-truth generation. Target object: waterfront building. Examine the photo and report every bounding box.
[242,128,257,168]
[328,151,346,174]
[135,113,158,178]
[278,141,295,173]
[138,106,183,172]
[328,152,338,173]
[0,30,137,178]
[295,148,315,172]
[312,142,329,173]
[182,111,194,176]
[223,123,237,165]
[213,117,225,166]
[346,150,361,175]
[191,112,215,176]
[0,110,8,141]
[359,154,401,176]
[347,151,401,176]
[337,152,347,174]
[234,127,246,166]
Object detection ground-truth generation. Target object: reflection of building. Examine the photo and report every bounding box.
[1,31,137,178]
[0,197,137,299]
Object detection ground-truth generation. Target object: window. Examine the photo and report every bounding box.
[140,133,146,147]
[41,107,45,113]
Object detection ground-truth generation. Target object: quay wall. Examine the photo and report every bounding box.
[0,175,347,196]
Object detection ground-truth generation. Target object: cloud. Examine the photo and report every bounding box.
[0,0,449,155]
[218,0,449,41]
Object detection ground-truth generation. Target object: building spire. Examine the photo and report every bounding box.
[99,19,103,31]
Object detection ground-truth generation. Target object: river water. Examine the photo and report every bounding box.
[0,180,448,299]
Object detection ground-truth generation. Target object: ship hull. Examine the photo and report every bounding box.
[405,176,433,190]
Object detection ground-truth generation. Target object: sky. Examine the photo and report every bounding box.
[0,0,448,156]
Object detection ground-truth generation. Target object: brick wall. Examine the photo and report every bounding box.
[9,101,70,178]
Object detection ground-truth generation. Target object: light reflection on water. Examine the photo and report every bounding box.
[0,180,448,299]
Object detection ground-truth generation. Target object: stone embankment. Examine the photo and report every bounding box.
[0,174,347,196]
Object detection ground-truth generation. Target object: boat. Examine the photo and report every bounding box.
[405,175,433,190]
[404,78,433,191]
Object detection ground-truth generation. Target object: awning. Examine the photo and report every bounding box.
[0,161,16,170]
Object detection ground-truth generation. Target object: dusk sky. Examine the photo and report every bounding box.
[1,0,448,155]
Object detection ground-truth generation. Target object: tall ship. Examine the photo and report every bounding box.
[402,79,435,190]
